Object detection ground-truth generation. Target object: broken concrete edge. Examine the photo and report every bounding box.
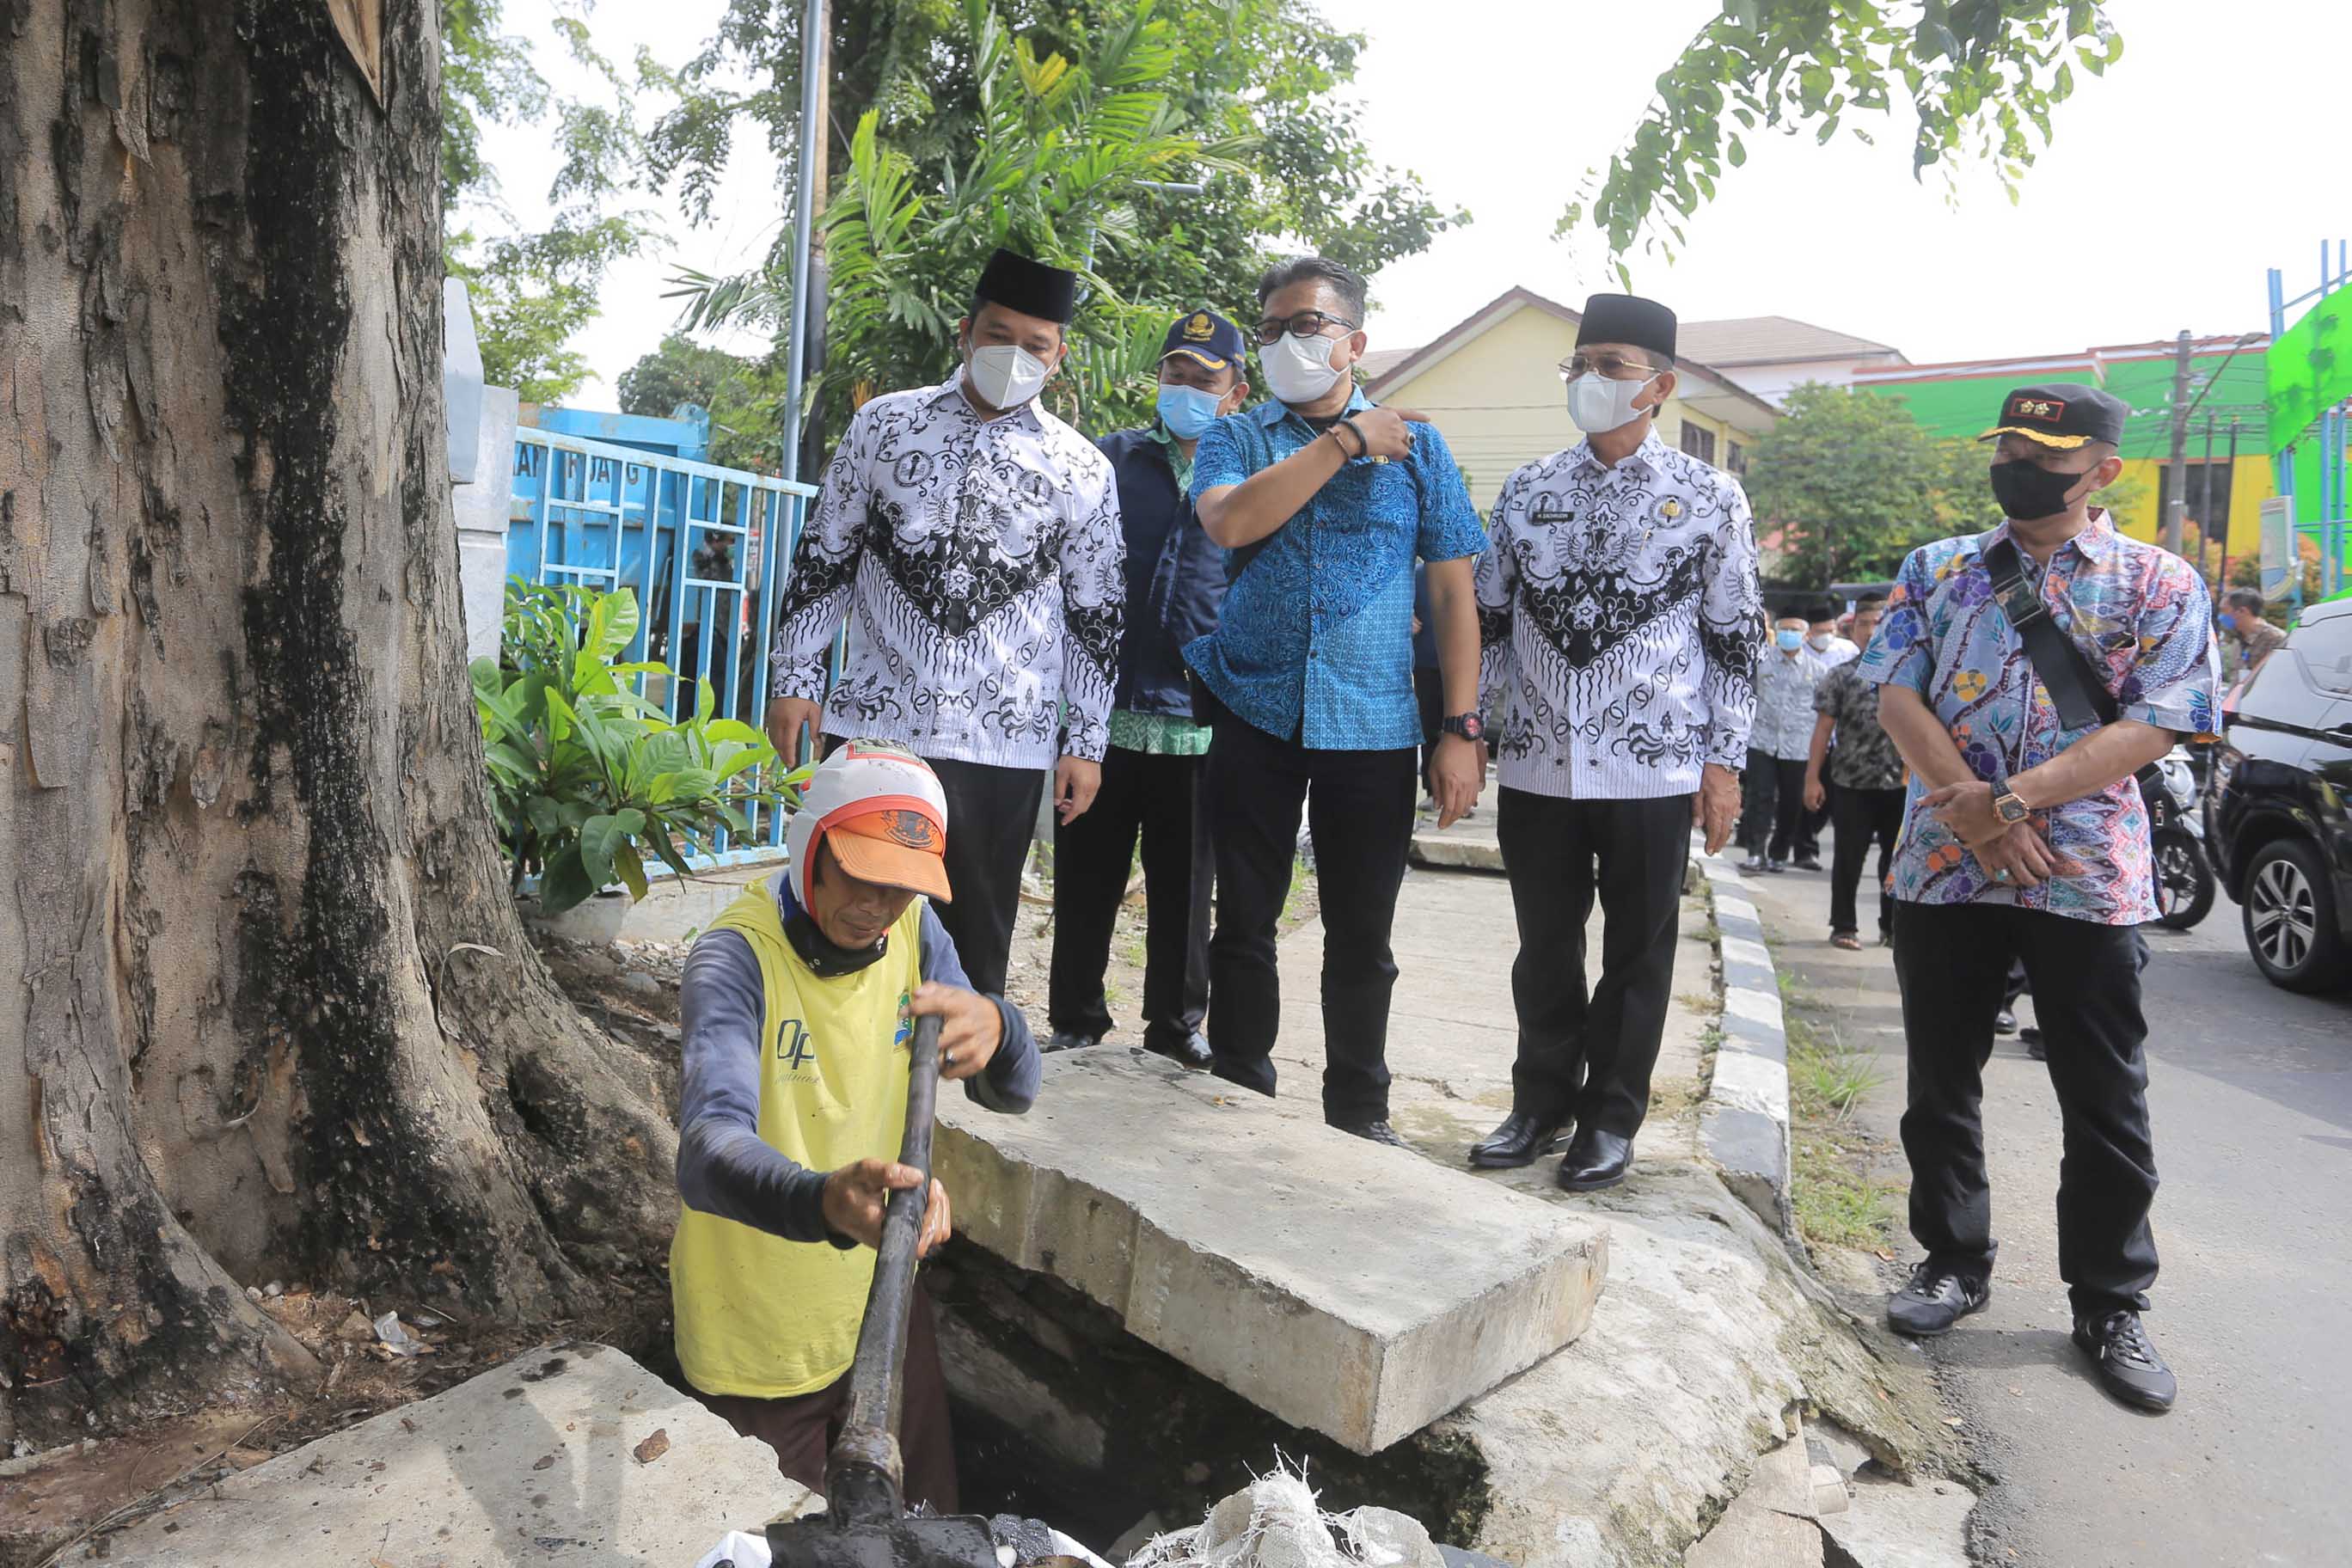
[1406,833,1503,873]
[1693,849,1794,1238]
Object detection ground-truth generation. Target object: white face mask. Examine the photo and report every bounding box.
[1566,371,1658,435]
[1808,633,1834,652]
[1260,330,1347,405]
[967,343,1052,409]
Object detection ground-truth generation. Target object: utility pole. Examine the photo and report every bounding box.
[2162,328,2193,554]
[2195,414,2216,579]
[2217,417,2240,588]
[780,0,831,491]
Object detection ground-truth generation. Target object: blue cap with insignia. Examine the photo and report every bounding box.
[1160,309,1246,373]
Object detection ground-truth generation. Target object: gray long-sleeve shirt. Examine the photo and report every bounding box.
[674,883,1038,1245]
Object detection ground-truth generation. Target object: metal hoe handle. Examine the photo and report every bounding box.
[825,1011,945,1523]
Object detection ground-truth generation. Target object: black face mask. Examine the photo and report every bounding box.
[1988,459,2094,522]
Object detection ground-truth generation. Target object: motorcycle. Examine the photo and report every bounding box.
[2142,746,2215,930]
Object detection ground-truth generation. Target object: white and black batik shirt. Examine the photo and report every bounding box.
[769,371,1125,769]
[1475,430,1766,799]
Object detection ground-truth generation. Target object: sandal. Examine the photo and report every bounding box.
[1831,931,1862,951]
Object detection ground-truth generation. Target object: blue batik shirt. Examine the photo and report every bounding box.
[1183,388,1487,750]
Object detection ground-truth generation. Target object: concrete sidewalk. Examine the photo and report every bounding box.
[1257,848,1968,1566]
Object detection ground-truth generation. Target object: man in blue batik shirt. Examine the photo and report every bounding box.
[1184,255,1489,1147]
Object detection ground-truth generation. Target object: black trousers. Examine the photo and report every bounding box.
[922,756,1044,998]
[1890,900,2159,1318]
[1498,789,1693,1138]
[1799,764,1832,861]
[1737,750,1810,861]
[1413,667,1444,799]
[1201,704,1416,1125]
[1828,784,1905,937]
[1048,745,1212,1047]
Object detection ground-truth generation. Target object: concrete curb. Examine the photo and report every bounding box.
[1694,844,1793,1235]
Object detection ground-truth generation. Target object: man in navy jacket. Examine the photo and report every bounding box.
[1046,309,1251,1065]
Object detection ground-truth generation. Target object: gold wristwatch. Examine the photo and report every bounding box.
[1992,785,2031,825]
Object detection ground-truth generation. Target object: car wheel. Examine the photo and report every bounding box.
[2241,837,2348,993]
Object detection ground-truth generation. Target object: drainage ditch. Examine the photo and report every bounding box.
[924,1239,1493,1554]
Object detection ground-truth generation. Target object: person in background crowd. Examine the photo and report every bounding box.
[1047,309,1252,1068]
[1863,383,2217,1414]
[1468,291,1763,1188]
[2220,587,2288,684]
[1809,610,1861,668]
[1410,563,1457,816]
[1739,615,1827,874]
[764,248,1125,999]
[1794,607,1859,863]
[1804,597,1902,948]
[671,744,1040,1510]
[1185,255,1489,1146]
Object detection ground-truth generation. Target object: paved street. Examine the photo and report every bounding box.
[1743,831,2352,1567]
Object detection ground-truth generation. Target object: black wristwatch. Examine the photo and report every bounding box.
[1441,712,1485,743]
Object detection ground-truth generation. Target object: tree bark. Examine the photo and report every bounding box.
[1,0,677,1449]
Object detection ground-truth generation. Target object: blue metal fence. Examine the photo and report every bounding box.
[507,426,820,866]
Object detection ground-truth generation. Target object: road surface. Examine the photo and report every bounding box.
[1743,848,2352,1568]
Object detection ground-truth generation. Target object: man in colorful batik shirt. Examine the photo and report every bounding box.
[1859,383,2218,1414]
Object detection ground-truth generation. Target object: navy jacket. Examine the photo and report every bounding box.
[1097,427,1228,718]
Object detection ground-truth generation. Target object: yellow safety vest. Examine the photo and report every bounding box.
[671,876,923,1400]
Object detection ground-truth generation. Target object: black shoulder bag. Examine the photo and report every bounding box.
[1981,537,2162,788]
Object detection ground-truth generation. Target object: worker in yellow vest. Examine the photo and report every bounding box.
[671,740,1041,1510]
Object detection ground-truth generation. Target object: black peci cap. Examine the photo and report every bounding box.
[974,248,1080,325]
[1577,293,1677,361]
[1979,383,2128,450]
[1160,309,1247,373]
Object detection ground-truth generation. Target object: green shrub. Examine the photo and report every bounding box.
[472,579,793,914]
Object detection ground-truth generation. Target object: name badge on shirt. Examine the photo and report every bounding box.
[1532,509,1575,525]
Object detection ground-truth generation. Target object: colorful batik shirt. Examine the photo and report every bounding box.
[1857,511,2220,926]
[1813,665,1906,790]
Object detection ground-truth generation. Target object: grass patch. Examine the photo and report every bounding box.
[1783,1006,1902,1253]
[1280,856,1314,927]
[1122,934,1149,969]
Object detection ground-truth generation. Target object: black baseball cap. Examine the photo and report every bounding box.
[1979,383,2128,450]
[1160,309,1246,373]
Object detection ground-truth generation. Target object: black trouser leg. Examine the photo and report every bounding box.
[1767,758,1809,861]
[1577,794,1696,1137]
[1136,751,1212,1047]
[1203,713,1311,1099]
[1736,747,1778,853]
[1304,744,1417,1124]
[1866,787,1904,938]
[922,757,1045,998]
[1414,668,1444,799]
[1892,899,2013,1287]
[1828,784,1902,934]
[1049,747,1148,1040]
[2015,915,2159,1317]
[1498,789,1599,1121]
[1799,768,1833,860]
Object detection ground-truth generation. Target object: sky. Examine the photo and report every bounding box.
[471,0,2352,412]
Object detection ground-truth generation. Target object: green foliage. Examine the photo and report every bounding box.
[617,334,796,472]
[1747,384,2007,585]
[1565,1,2122,278]
[474,580,793,913]
[657,0,1463,436]
[441,0,664,403]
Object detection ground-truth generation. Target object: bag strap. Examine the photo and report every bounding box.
[1981,536,2117,732]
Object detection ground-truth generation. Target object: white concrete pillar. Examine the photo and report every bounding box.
[454,386,520,666]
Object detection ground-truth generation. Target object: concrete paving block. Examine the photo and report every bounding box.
[1817,1475,1975,1568]
[1695,853,1794,1236]
[1407,830,1504,872]
[935,1048,1608,1455]
[83,1343,815,1565]
[1684,1497,1824,1567]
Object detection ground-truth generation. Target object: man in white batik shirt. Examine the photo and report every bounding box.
[765,248,1125,999]
[1467,292,1764,1191]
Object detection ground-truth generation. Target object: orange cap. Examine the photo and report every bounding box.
[823,806,952,903]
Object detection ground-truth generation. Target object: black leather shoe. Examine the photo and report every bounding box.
[1993,1009,2018,1036]
[1043,1030,1099,1054]
[2020,1025,2046,1061]
[1470,1112,1571,1169]
[1144,1029,1214,1070]
[2073,1310,2176,1412]
[1555,1129,1632,1191]
[1793,856,1824,873]
[1886,1262,1991,1337]
[1333,1119,1408,1148]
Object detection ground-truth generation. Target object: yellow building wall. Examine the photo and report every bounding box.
[2107,456,2277,563]
[1375,303,1748,515]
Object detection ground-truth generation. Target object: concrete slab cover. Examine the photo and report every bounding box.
[82,1343,817,1565]
[934,1048,1608,1455]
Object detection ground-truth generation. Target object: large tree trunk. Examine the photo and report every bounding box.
[1,0,677,1450]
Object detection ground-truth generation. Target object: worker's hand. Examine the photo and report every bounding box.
[1694,763,1742,855]
[821,1161,951,1256]
[1350,406,1429,462]
[909,983,1002,1082]
[1054,755,1101,824]
[764,695,823,769]
[1970,821,2086,892]
[1430,734,1484,829]
[1803,773,1827,813]
[1923,779,2004,847]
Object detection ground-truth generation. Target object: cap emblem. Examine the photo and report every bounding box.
[2010,395,2067,423]
[1184,312,1216,341]
[877,810,939,850]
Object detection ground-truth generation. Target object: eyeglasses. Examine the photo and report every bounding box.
[1255,310,1358,345]
[1559,352,1660,382]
